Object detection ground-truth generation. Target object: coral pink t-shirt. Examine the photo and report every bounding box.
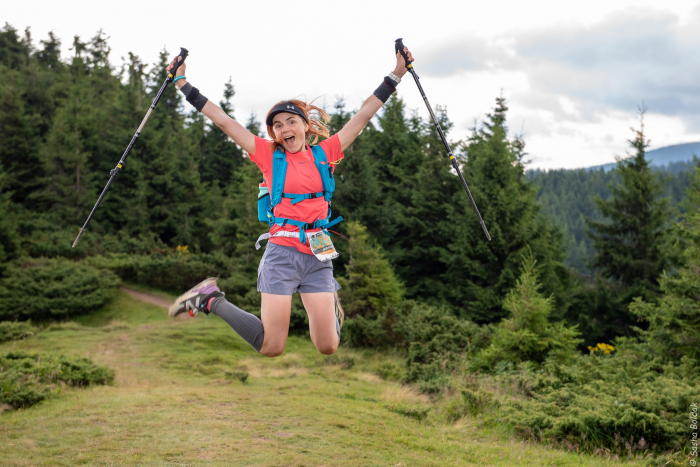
[249,135,344,255]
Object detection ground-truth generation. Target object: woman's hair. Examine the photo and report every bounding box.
[266,99,330,152]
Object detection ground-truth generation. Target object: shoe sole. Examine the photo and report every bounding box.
[168,277,218,318]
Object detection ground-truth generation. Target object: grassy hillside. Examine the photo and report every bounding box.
[0,290,637,466]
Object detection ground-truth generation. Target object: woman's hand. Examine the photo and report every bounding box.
[166,57,187,88]
[393,47,414,79]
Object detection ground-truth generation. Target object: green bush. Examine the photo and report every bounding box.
[472,253,582,371]
[344,301,413,348]
[444,387,497,421]
[0,321,34,343]
[0,259,121,321]
[0,351,115,409]
[505,347,700,454]
[401,304,491,394]
[85,252,234,294]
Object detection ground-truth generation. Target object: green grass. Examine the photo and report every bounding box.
[0,290,637,466]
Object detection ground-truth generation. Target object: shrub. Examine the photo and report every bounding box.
[343,301,414,348]
[444,387,496,421]
[85,252,234,294]
[505,347,700,454]
[0,259,121,321]
[401,304,491,394]
[0,351,115,409]
[0,321,34,343]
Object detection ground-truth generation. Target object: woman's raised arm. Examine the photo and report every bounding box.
[167,58,256,155]
[337,47,414,152]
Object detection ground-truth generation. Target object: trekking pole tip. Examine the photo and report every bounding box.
[481,222,491,242]
[72,228,86,248]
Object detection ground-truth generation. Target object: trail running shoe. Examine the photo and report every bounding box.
[334,291,344,330]
[168,277,224,318]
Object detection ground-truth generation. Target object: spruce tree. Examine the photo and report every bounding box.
[197,78,243,190]
[0,64,40,205]
[587,114,670,294]
[336,221,404,318]
[131,48,206,248]
[0,24,30,69]
[244,112,263,137]
[629,161,700,362]
[401,105,464,299]
[0,165,18,277]
[473,252,581,369]
[444,96,567,323]
[41,35,107,224]
[0,25,46,207]
[584,113,671,339]
[330,98,382,275]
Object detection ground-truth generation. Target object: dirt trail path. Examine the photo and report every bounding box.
[120,286,171,309]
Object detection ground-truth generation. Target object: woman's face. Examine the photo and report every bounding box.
[272,112,309,153]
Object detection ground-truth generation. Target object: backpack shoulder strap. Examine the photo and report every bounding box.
[311,146,335,202]
[270,148,287,207]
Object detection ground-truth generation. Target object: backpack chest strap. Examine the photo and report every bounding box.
[283,192,326,205]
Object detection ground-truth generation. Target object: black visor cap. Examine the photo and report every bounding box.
[266,103,308,126]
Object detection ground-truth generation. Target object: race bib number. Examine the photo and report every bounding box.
[307,230,339,262]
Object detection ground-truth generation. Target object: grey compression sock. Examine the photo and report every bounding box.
[210,297,265,352]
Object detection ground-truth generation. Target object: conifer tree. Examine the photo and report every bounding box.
[197,78,243,190]
[445,96,567,323]
[0,165,18,277]
[584,112,672,339]
[0,24,30,69]
[586,113,670,294]
[337,221,404,318]
[629,161,700,362]
[0,64,39,205]
[131,49,206,248]
[245,112,263,137]
[330,98,382,270]
[402,105,463,298]
[42,35,107,224]
[473,252,581,369]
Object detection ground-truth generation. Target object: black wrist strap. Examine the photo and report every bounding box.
[373,77,396,104]
[180,82,193,97]
[181,84,208,112]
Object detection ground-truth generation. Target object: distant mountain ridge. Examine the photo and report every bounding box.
[591,142,700,171]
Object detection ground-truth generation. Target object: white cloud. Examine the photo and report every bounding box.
[5,0,700,170]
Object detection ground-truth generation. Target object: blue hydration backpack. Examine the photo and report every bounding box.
[257,146,342,244]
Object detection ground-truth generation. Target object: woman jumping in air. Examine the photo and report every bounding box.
[166,46,414,357]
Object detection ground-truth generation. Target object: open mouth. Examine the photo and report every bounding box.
[283,135,296,147]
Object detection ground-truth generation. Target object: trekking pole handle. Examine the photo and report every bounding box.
[168,47,189,79]
[394,38,412,69]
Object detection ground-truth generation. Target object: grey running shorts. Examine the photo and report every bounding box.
[257,242,341,295]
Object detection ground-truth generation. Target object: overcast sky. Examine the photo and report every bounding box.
[5,0,700,169]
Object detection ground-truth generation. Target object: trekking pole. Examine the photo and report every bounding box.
[395,38,491,241]
[72,47,189,248]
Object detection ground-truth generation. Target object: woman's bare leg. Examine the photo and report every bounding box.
[300,292,338,355]
[259,293,293,357]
